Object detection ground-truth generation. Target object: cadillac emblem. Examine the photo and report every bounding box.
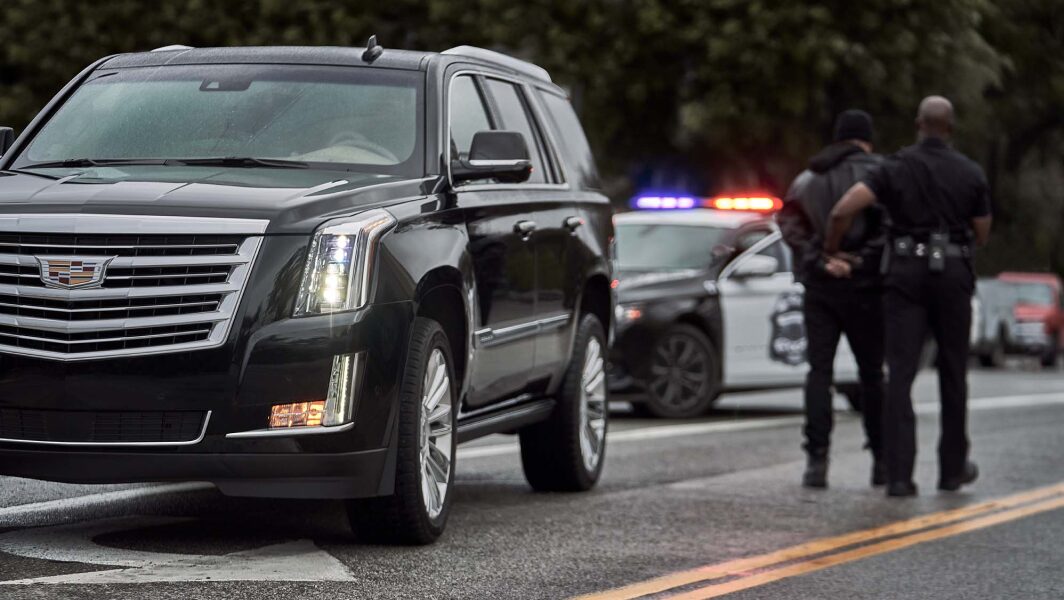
[36,257,115,289]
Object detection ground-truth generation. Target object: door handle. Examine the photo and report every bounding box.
[564,216,584,233]
[514,220,538,239]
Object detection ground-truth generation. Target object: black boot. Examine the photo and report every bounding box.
[886,481,918,497]
[802,452,828,489]
[871,454,888,487]
[939,462,979,491]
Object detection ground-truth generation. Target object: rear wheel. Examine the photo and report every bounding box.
[641,324,720,418]
[347,318,456,545]
[520,313,608,492]
[1042,341,1060,369]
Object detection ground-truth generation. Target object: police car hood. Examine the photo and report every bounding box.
[615,268,719,304]
[0,167,430,234]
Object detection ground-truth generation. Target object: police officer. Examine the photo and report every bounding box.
[778,109,887,489]
[825,96,992,497]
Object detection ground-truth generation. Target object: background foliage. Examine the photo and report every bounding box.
[0,0,1060,275]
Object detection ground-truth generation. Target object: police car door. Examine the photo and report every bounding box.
[718,231,809,387]
[718,230,859,388]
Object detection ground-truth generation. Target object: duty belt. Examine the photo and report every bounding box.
[892,236,970,258]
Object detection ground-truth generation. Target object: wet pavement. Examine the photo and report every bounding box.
[1,365,1062,599]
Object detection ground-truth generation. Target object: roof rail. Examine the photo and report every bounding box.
[151,45,195,52]
[441,46,551,83]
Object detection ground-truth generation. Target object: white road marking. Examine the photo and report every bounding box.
[929,393,1064,413]
[0,516,355,584]
[460,392,1064,459]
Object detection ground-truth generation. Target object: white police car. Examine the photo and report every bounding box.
[608,195,860,418]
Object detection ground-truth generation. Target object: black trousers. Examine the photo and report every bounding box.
[802,284,885,457]
[883,257,974,484]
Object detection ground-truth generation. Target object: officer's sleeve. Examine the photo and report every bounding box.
[861,161,896,209]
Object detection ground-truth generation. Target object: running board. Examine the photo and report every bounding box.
[456,398,556,443]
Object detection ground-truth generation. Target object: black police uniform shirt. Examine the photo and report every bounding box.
[862,136,991,241]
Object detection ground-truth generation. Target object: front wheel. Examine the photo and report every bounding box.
[347,317,456,545]
[641,324,720,418]
[979,336,1005,368]
[520,313,608,492]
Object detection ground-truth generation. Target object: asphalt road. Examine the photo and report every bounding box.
[1,363,1063,599]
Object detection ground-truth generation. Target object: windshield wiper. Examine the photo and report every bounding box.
[20,157,310,170]
[19,158,172,169]
[172,157,310,169]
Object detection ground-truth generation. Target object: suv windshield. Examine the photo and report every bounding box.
[13,64,424,177]
[616,223,731,271]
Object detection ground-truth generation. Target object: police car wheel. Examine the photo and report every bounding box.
[642,324,720,419]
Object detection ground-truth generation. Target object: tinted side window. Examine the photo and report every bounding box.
[537,90,601,190]
[484,79,546,184]
[450,76,493,161]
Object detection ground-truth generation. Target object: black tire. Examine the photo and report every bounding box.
[977,351,996,368]
[1041,343,1059,369]
[978,327,1004,365]
[641,323,721,419]
[347,317,457,545]
[520,313,608,492]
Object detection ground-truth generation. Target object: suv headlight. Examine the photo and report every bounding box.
[294,209,396,316]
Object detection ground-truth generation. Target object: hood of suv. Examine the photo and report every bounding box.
[0,167,430,234]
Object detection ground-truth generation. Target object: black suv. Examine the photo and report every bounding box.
[0,43,613,544]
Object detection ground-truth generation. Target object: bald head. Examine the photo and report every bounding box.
[916,96,954,139]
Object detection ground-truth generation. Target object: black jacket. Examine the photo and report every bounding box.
[778,143,886,287]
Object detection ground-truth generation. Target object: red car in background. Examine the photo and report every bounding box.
[997,272,1063,367]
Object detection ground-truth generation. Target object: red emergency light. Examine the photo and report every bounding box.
[703,195,782,213]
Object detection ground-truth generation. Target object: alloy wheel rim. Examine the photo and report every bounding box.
[579,336,607,472]
[648,334,710,412]
[419,348,453,520]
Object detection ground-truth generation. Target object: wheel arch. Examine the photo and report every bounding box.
[414,266,470,400]
[579,273,612,332]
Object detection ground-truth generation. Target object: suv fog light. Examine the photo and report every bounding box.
[323,352,364,426]
[266,353,365,429]
[269,401,326,428]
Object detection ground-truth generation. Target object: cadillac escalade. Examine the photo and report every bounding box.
[0,42,614,544]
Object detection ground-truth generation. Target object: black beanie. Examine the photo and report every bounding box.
[833,109,874,143]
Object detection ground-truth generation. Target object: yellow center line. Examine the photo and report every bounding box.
[669,493,1064,599]
[574,482,1064,600]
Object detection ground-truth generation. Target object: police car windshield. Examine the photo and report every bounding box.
[616,223,730,271]
[13,64,424,178]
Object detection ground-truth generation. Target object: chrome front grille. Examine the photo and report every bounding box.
[0,214,268,361]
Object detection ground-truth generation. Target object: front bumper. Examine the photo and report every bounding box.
[0,301,413,498]
[0,446,391,499]
[1009,323,1054,355]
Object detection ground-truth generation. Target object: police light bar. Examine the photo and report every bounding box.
[631,193,782,212]
[704,195,782,212]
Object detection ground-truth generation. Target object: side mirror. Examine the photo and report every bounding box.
[732,254,778,279]
[0,128,14,156]
[451,130,532,185]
